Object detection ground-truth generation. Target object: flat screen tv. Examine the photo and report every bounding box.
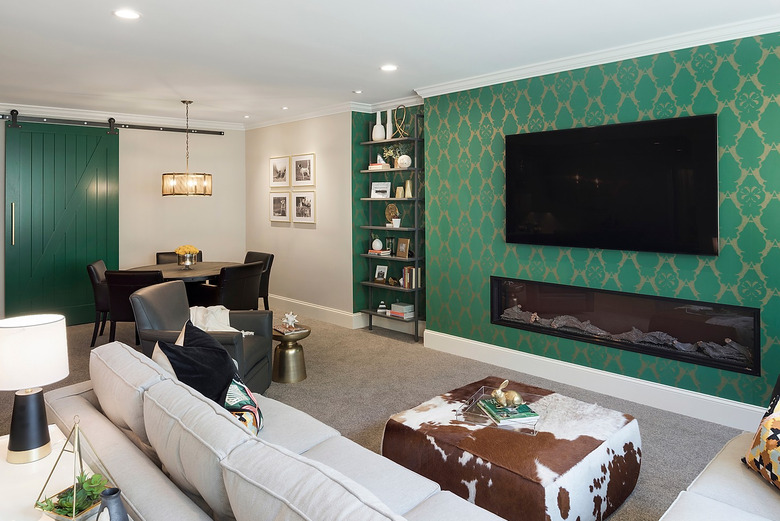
[505,114,719,255]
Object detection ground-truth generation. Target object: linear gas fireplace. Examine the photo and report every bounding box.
[491,276,760,375]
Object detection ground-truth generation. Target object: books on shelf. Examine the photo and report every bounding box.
[388,310,414,319]
[368,163,391,171]
[273,324,308,335]
[401,266,422,289]
[367,249,391,256]
[477,398,539,426]
[391,302,414,313]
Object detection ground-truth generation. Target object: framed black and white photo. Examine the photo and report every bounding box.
[292,191,316,223]
[269,156,290,187]
[374,265,388,283]
[270,192,290,222]
[291,153,315,187]
[370,181,392,199]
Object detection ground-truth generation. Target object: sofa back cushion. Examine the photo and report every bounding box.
[144,378,252,519]
[221,437,405,521]
[90,341,170,446]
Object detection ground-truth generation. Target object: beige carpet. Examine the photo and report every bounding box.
[0,312,745,521]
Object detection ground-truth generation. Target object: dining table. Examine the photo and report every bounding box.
[129,261,240,283]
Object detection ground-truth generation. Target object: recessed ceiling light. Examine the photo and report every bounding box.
[243,115,250,119]
[114,8,141,19]
[353,90,363,94]
[282,106,289,110]
[380,64,398,72]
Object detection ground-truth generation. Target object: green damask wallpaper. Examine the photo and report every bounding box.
[424,33,780,406]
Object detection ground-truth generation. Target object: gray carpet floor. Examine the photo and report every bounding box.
[0,312,745,521]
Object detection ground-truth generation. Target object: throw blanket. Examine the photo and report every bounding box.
[189,306,253,335]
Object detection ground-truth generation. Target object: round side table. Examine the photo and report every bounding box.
[272,326,310,383]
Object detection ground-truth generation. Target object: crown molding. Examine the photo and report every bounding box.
[0,102,244,132]
[246,102,362,130]
[415,15,780,99]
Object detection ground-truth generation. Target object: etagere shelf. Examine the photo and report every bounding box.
[358,113,424,340]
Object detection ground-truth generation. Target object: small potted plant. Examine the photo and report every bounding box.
[382,143,412,168]
[36,471,108,521]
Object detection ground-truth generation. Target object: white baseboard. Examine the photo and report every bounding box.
[268,294,426,336]
[424,329,764,432]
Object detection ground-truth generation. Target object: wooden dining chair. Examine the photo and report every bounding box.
[105,270,164,343]
[244,251,274,310]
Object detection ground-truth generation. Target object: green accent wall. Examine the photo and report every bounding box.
[424,32,780,406]
[352,111,373,312]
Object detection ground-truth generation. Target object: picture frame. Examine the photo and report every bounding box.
[291,153,315,187]
[370,181,392,199]
[396,238,410,259]
[269,156,290,187]
[374,265,388,283]
[270,192,290,222]
[292,191,316,223]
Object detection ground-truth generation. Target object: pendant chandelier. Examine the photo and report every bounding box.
[161,100,213,196]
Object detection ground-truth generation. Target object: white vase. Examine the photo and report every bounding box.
[386,109,393,139]
[372,112,385,141]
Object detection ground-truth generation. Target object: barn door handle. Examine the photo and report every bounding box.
[10,202,14,246]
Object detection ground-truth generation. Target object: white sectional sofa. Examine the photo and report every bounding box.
[660,432,780,521]
[44,341,503,521]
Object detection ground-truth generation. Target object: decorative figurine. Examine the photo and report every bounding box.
[491,379,524,408]
[282,312,299,329]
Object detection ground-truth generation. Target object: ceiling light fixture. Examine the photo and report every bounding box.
[353,90,363,94]
[161,101,212,196]
[282,106,289,110]
[380,64,398,72]
[113,8,141,19]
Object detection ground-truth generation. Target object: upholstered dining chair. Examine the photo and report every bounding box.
[129,280,273,393]
[197,261,264,310]
[86,260,110,347]
[156,251,203,264]
[105,270,164,343]
[244,251,274,310]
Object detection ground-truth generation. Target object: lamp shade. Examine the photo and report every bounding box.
[0,314,69,391]
[161,172,213,196]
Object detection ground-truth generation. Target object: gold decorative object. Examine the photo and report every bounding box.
[491,379,524,408]
[393,105,408,137]
[385,203,400,223]
[404,179,413,198]
[388,277,399,286]
[395,186,404,198]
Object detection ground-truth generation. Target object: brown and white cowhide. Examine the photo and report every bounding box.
[382,377,642,521]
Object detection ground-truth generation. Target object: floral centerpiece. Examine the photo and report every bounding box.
[174,244,199,269]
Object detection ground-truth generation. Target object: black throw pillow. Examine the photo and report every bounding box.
[156,339,235,404]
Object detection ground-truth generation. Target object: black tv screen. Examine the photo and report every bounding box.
[505,115,719,256]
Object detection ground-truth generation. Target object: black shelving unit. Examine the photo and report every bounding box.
[358,113,424,340]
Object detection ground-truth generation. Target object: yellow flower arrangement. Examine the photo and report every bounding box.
[174,244,200,255]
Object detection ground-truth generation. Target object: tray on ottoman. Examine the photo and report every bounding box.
[381,376,641,521]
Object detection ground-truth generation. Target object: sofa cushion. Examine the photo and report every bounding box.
[689,432,780,521]
[659,490,773,521]
[404,491,506,521]
[253,394,339,453]
[743,391,780,492]
[221,437,406,521]
[89,341,169,446]
[144,378,253,519]
[302,435,440,515]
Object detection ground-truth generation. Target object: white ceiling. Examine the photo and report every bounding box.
[2,1,780,129]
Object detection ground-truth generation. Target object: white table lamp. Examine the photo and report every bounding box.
[0,314,69,463]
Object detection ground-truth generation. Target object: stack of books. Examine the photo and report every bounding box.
[273,324,308,335]
[477,398,539,426]
[368,163,390,170]
[367,249,391,256]
[389,302,414,319]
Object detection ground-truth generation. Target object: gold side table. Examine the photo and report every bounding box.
[272,325,310,383]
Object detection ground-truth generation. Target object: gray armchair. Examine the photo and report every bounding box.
[129,280,273,393]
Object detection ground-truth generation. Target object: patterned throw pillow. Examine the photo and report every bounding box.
[154,320,263,434]
[742,392,780,489]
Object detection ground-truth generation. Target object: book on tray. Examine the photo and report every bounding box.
[477,398,539,426]
[273,324,307,335]
[367,249,391,255]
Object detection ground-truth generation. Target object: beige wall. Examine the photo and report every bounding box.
[119,128,247,268]
[245,112,354,313]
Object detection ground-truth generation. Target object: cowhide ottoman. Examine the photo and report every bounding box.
[381,376,641,521]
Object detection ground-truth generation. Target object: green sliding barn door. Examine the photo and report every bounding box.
[5,122,119,324]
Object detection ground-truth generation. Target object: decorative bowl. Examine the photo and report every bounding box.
[177,253,197,270]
